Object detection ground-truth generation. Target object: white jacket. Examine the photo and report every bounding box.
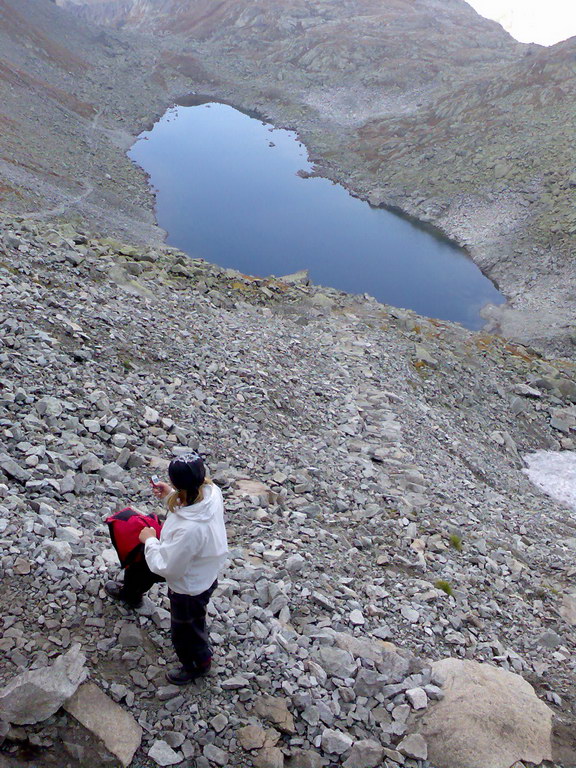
[144,483,228,595]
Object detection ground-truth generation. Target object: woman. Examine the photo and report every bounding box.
[106,453,229,685]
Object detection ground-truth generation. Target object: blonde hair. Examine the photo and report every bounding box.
[166,478,212,514]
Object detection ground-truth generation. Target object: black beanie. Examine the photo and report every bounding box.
[168,453,206,492]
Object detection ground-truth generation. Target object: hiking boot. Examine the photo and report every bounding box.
[166,661,211,686]
[104,581,143,609]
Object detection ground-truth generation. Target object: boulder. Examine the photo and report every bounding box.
[0,645,87,725]
[64,683,142,768]
[416,658,553,768]
[277,269,310,286]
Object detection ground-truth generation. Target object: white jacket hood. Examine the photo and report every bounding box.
[174,483,219,522]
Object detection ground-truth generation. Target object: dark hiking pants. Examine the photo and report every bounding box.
[120,557,164,605]
[169,580,218,672]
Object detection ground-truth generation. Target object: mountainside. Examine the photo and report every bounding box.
[54,0,576,356]
[1,213,576,767]
[0,0,170,240]
[2,3,576,767]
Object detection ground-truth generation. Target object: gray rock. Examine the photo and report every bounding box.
[286,749,328,768]
[342,739,384,768]
[203,743,229,765]
[321,728,353,755]
[317,646,356,679]
[406,686,428,710]
[254,746,285,768]
[36,397,63,417]
[397,733,427,760]
[118,623,143,648]
[149,739,183,766]
[0,456,31,484]
[0,645,87,725]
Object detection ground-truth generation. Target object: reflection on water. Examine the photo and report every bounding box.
[129,102,505,329]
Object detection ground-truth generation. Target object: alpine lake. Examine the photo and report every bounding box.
[129,100,505,330]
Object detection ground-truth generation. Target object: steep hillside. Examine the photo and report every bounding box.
[56,0,576,356]
[1,214,576,766]
[0,0,170,240]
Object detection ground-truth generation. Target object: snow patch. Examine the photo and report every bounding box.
[523,451,576,512]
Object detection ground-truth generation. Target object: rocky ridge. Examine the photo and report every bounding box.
[1,217,576,766]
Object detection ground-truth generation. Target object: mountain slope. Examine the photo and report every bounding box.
[56,0,576,355]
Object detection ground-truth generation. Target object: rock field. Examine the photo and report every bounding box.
[1,217,576,767]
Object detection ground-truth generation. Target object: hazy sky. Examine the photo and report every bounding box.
[466,0,576,45]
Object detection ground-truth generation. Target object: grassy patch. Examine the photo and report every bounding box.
[435,579,454,596]
[449,533,463,552]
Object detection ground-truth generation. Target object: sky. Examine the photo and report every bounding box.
[466,0,576,45]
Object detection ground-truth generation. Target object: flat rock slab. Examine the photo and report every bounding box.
[65,683,142,767]
[255,695,295,735]
[0,644,87,725]
[417,658,553,768]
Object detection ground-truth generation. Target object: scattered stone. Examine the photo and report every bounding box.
[321,728,353,755]
[149,739,183,766]
[203,743,228,765]
[237,724,268,750]
[342,739,384,768]
[397,734,427,760]
[255,696,295,734]
[405,686,427,710]
[254,746,285,768]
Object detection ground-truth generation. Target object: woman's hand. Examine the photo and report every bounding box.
[139,527,157,543]
[150,480,171,499]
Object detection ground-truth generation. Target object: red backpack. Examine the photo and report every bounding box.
[106,507,163,568]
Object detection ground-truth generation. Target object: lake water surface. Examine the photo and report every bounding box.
[129,102,505,329]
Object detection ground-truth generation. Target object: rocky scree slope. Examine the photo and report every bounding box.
[57,0,576,356]
[1,217,576,766]
[0,0,177,240]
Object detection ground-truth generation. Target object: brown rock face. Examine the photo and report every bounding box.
[417,658,554,768]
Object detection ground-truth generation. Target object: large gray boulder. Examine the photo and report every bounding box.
[64,683,142,768]
[416,658,553,768]
[0,645,87,725]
